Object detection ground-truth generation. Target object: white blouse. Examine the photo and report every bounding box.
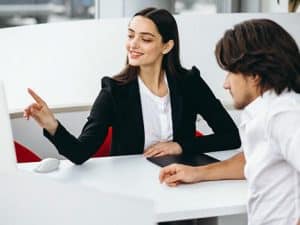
[138,74,173,150]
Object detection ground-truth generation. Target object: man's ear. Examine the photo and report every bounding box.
[162,40,174,55]
[250,74,261,86]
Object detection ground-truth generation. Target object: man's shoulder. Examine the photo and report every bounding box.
[263,91,300,129]
[269,91,300,115]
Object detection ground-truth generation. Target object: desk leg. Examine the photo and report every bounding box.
[159,217,217,225]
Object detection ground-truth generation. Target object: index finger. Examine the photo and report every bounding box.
[27,88,45,105]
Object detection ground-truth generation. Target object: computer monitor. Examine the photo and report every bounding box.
[0,81,17,173]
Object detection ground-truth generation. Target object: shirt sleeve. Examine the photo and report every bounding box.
[269,110,300,171]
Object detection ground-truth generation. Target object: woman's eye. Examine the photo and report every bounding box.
[128,34,134,39]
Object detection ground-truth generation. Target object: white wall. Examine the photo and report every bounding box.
[98,0,174,18]
[261,0,289,12]
[240,0,289,12]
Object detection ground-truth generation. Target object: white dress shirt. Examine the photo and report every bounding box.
[138,74,173,150]
[240,90,300,225]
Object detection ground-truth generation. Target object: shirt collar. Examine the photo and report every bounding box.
[137,72,170,102]
[240,90,277,127]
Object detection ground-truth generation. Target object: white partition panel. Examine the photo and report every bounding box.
[0,13,299,112]
[0,19,128,112]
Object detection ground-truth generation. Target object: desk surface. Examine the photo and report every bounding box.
[18,151,247,222]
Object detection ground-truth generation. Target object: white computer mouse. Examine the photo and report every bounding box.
[34,158,60,173]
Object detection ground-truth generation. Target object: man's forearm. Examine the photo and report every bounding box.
[196,152,246,181]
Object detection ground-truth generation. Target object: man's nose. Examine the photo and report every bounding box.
[223,74,230,90]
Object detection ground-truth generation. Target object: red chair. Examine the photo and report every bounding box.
[92,127,112,157]
[92,128,203,158]
[15,127,112,162]
[14,141,41,163]
[195,130,203,137]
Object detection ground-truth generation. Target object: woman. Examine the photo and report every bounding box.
[24,7,240,165]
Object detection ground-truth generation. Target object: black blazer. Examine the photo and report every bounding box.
[45,66,241,164]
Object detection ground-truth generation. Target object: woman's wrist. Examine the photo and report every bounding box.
[45,119,58,136]
[174,142,183,155]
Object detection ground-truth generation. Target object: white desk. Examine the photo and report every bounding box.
[18,151,247,223]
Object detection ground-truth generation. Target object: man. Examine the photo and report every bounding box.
[159,19,300,225]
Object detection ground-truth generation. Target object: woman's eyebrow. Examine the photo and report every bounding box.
[128,28,155,37]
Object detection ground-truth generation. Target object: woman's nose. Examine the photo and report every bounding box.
[130,37,139,49]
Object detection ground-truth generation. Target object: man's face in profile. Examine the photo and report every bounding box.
[223,72,258,109]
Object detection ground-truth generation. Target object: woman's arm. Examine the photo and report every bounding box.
[39,77,115,164]
[179,67,241,153]
[44,87,114,165]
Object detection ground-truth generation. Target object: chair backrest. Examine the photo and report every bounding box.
[14,141,41,163]
[92,127,112,157]
[195,130,203,137]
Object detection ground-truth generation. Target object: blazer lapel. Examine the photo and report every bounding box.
[127,79,145,153]
[166,73,183,140]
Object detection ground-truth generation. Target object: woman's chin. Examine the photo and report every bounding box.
[128,61,141,66]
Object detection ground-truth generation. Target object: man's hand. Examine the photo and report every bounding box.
[159,164,202,187]
[159,152,246,187]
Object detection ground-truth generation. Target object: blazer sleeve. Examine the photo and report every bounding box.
[44,77,114,164]
[178,67,241,153]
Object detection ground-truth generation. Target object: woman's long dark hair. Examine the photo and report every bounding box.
[215,19,300,94]
[113,7,187,84]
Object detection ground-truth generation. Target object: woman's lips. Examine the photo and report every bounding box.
[129,51,143,59]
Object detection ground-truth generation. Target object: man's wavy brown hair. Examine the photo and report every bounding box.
[215,19,300,94]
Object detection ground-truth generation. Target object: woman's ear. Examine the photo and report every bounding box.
[162,40,174,55]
